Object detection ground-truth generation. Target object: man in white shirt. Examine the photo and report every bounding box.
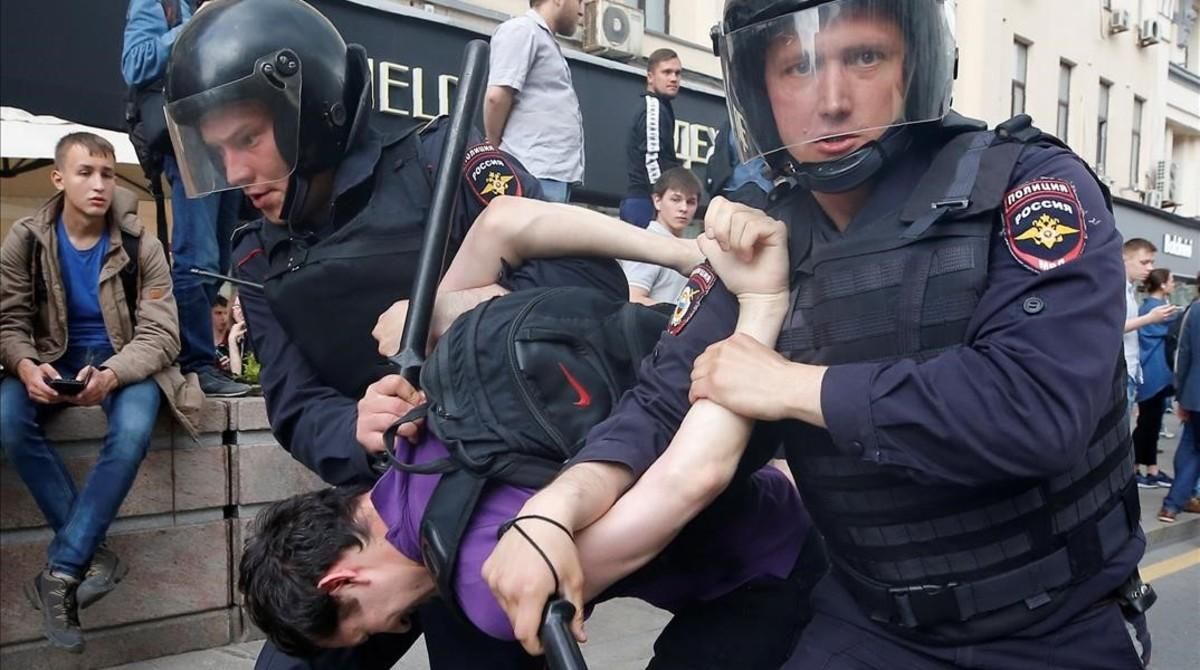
[1122,238,1178,415]
[484,0,585,203]
[621,168,701,305]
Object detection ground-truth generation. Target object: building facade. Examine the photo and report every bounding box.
[2,0,1197,281]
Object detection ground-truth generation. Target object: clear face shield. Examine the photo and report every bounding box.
[164,51,303,198]
[719,0,955,168]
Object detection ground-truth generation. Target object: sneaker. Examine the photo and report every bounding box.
[1157,507,1177,523]
[1135,473,1156,489]
[76,544,130,609]
[1150,472,1174,488]
[197,368,250,398]
[23,570,84,653]
[1159,430,1175,439]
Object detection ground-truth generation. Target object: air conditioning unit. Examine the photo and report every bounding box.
[1143,189,1163,208]
[583,0,644,61]
[1138,18,1162,46]
[1109,9,1132,34]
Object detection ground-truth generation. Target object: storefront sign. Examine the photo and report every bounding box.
[1,1,728,203]
[1163,233,1194,258]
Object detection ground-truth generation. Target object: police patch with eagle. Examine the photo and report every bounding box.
[463,142,523,206]
[668,263,716,336]
[1001,178,1087,273]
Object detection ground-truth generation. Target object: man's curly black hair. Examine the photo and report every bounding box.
[238,486,371,657]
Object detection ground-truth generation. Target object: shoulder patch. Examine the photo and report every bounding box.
[463,143,523,206]
[1001,177,1087,273]
[668,263,715,336]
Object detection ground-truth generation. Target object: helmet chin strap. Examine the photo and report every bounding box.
[791,126,912,194]
[280,172,312,237]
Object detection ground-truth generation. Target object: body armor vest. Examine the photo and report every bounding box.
[775,116,1136,644]
[260,128,439,398]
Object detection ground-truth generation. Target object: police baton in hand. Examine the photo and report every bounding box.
[542,598,588,670]
[390,39,490,387]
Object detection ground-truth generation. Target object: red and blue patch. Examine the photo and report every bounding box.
[1001,178,1087,273]
[668,263,716,336]
[462,143,522,206]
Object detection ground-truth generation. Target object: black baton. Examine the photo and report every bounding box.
[541,598,588,670]
[188,267,264,290]
[389,39,490,387]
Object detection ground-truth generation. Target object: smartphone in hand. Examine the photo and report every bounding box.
[46,378,87,395]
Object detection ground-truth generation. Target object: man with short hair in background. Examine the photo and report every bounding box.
[620,48,684,228]
[0,132,201,653]
[1122,239,1178,415]
[484,0,586,203]
[1158,272,1200,523]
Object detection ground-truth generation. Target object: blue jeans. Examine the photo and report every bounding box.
[619,195,656,228]
[164,155,242,374]
[0,347,161,577]
[538,178,572,203]
[1163,419,1199,512]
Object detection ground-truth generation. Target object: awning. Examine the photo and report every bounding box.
[1,105,140,168]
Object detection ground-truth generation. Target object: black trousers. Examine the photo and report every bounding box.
[1133,386,1172,467]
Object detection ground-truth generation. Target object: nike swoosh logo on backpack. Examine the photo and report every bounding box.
[557,362,592,408]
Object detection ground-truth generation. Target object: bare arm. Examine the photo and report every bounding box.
[374,197,701,355]
[1125,304,1178,332]
[628,285,658,306]
[483,86,516,147]
[574,297,790,598]
[439,196,700,293]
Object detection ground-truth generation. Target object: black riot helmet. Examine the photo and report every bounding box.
[164,0,362,198]
[714,0,956,192]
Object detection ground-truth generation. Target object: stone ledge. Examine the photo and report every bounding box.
[0,608,235,670]
[1,520,231,646]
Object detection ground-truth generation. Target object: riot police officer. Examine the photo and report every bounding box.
[162,1,623,668]
[483,1,1153,667]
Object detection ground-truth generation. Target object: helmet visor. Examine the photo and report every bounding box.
[164,56,302,198]
[720,0,954,166]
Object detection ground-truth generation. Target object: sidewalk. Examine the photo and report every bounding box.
[109,417,1200,670]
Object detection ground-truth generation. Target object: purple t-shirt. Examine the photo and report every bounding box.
[371,435,809,641]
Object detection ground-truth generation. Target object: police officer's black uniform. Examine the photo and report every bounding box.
[162,1,623,668]
[570,1,1154,667]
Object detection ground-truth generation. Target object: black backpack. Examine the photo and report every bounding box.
[385,286,669,616]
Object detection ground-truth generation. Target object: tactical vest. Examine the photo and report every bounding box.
[260,128,442,398]
[775,116,1136,644]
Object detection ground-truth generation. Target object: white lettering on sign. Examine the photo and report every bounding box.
[1163,233,1194,259]
[675,120,718,168]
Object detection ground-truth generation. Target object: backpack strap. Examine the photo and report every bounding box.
[419,468,490,623]
[26,232,48,305]
[901,115,1047,240]
[120,230,141,327]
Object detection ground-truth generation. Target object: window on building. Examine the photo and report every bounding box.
[1131,96,1144,188]
[1012,39,1029,117]
[1056,61,1073,140]
[1097,80,1111,173]
[640,0,668,34]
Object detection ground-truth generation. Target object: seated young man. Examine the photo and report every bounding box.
[0,133,203,653]
[242,201,821,666]
[621,167,702,306]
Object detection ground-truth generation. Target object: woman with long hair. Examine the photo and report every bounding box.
[1134,268,1178,488]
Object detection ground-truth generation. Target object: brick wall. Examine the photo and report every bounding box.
[0,398,324,669]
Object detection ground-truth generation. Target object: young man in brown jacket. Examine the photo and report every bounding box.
[0,132,202,653]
